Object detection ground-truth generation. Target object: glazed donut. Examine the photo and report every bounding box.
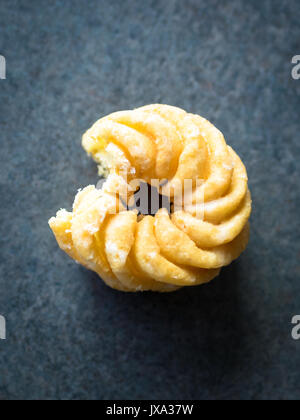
[49,104,251,292]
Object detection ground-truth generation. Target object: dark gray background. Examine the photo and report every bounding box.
[0,0,300,400]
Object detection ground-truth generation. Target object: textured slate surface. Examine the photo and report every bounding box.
[0,0,300,400]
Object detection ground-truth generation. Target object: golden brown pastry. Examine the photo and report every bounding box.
[49,104,251,292]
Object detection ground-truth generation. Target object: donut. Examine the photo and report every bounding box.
[49,104,252,292]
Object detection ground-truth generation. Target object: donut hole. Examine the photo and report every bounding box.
[127,182,172,217]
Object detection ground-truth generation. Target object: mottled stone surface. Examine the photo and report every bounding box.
[0,0,300,400]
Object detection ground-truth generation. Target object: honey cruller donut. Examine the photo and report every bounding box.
[49,104,251,292]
